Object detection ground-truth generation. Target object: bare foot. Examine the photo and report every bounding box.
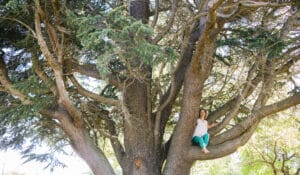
[202,148,210,154]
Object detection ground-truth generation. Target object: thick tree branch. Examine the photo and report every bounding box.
[216,2,239,19]
[0,17,37,38]
[157,0,226,130]
[259,92,300,116]
[211,92,300,145]
[51,0,62,26]
[239,1,288,7]
[153,26,193,149]
[253,60,275,111]
[151,0,159,27]
[34,7,60,71]
[164,1,225,173]
[188,119,258,160]
[189,0,223,71]
[153,0,178,43]
[40,107,115,175]
[31,53,58,96]
[155,18,206,152]
[105,118,126,168]
[45,20,63,62]
[208,53,299,124]
[67,59,120,88]
[68,75,120,106]
[209,63,258,135]
[0,57,31,104]
[35,2,82,126]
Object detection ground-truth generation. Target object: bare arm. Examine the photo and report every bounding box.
[207,121,217,129]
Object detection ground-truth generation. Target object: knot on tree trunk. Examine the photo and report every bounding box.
[134,158,142,169]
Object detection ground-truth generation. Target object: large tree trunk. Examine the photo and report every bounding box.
[120,1,162,175]
[122,78,160,175]
[163,69,209,175]
[163,3,222,171]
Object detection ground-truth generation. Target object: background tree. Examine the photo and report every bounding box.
[241,110,300,175]
[1,0,300,175]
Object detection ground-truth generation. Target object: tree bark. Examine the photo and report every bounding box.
[163,31,217,175]
[69,127,116,175]
[122,78,160,175]
[42,108,115,175]
[119,1,163,174]
[163,1,224,173]
[129,0,150,23]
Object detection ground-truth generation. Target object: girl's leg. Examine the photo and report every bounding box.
[203,133,210,146]
[192,136,205,148]
[202,133,210,154]
[192,136,210,154]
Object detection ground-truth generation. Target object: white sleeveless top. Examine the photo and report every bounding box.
[193,119,208,137]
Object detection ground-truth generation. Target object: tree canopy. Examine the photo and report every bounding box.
[0,0,300,175]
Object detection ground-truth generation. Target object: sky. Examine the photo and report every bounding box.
[0,149,91,175]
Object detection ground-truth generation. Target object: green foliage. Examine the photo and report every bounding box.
[0,100,52,149]
[239,112,300,175]
[101,84,118,99]
[66,6,178,76]
[0,102,41,152]
[4,0,19,8]
[216,27,287,65]
[4,0,31,15]
[5,0,24,11]
[0,74,55,132]
[0,73,66,170]
[0,75,53,140]
[240,28,286,58]
[22,152,66,171]
[191,154,242,175]
[20,139,67,171]
[12,75,54,109]
[0,102,66,170]
[0,0,35,49]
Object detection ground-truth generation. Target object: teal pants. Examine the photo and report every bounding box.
[192,133,210,148]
